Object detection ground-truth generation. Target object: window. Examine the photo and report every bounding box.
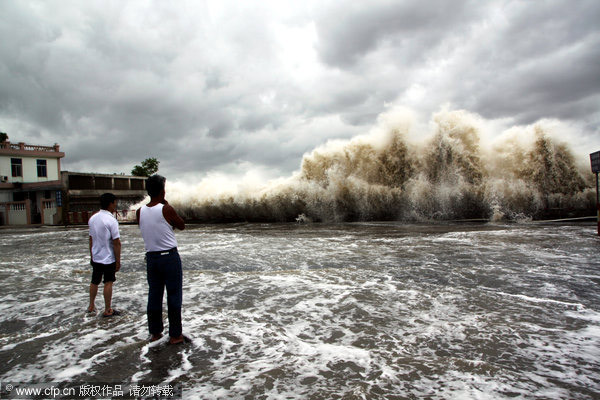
[37,159,47,178]
[11,158,22,177]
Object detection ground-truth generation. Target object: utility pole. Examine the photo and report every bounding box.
[591,151,600,236]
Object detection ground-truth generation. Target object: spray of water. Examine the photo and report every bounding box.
[155,108,595,223]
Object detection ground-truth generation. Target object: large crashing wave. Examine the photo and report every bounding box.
[167,108,595,223]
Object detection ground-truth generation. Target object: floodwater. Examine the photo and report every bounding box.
[0,222,599,399]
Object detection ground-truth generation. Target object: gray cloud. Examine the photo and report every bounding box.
[314,0,484,68]
[445,1,600,124]
[0,0,598,182]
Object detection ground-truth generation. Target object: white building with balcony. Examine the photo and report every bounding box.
[0,140,65,225]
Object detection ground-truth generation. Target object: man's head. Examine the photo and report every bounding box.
[100,193,117,211]
[146,174,166,199]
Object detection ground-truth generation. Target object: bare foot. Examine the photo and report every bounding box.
[86,307,97,313]
[150,334,163,342]
[102,309,120,317]
[168,335,184,345]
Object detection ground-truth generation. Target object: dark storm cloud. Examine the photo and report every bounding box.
[314,0,484,68]
[442,0,600,125]
[0,0,598,182]
[313,0,600,130]
[473,39,600,123]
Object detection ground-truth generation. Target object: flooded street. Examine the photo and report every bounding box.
[0,222,599,399]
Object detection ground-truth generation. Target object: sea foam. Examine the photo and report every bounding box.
[154,107,594,223]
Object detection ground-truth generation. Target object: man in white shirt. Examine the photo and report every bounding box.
[88,193,121,317]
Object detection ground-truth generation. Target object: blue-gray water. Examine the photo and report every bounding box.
[0,222,599,399]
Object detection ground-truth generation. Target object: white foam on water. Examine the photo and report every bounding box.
[497,292,585,310]
[1,224,599,398]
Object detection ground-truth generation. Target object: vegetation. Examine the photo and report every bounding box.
[0,132,8,142]
[131,157,160,176]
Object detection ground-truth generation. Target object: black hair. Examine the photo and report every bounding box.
[146,174,166,198]
[100,193,117,210]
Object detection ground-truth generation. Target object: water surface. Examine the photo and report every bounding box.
[0,222,599,399]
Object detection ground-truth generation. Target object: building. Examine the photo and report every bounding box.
[61,171,146,224]
[1,139,147,226]
[0,140,65,225]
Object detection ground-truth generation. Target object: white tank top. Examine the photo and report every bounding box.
[139,204,178,252]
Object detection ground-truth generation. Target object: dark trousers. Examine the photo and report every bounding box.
[146,249,183,338]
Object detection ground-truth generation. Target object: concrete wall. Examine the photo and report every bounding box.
[62,171,147,217]
[0,156,59,183]
[0,192,10,202]
[0,156,9,181]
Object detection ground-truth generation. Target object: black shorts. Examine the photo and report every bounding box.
[91,261,117,284]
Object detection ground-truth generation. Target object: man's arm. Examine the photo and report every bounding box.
[136,208,141,225]
[113,238,121,272]
[162,201,185,230]
[89,236,93,260]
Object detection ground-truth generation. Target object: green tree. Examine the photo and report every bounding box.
[131,157,160,176]
[0,132,8,142]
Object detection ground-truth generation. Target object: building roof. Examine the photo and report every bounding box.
[0,141,65,158]
[61,171,146,180]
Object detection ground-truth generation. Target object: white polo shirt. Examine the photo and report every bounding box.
[88,209,120,264]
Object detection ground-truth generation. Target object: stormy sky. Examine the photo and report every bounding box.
[1,0,599,182]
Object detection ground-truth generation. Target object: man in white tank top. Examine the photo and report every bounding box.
[136,175,186,344]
